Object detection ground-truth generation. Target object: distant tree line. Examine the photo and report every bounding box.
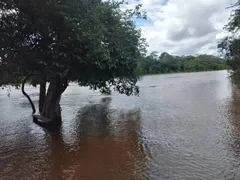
[137,52,228,75]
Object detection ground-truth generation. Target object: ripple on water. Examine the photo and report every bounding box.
[1,71,240,180]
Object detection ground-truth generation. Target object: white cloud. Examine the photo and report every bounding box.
[130,0,237,56]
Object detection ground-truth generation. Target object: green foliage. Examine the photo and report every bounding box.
[137,52,228,75]
[0,0,147,95]
[218,1,240,81]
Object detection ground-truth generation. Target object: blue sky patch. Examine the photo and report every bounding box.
[161,0,168,6]
[134,18,153,28]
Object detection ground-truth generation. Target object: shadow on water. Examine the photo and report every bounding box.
[40,97,149,180]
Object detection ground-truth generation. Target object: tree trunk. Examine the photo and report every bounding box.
[41,78,63,123]
[39,80,46,113]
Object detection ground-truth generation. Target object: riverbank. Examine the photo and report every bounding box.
[141,69,230,76]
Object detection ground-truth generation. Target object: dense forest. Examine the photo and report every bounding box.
[138,52,228,75]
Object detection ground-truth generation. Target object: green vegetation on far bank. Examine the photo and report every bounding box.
[137,52,228,75]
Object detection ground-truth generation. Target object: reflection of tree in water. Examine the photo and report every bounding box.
[225,84,240,159]
[46,97,148,180]
[74,97,113,139]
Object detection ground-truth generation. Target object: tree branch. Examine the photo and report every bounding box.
[22,75,36,114]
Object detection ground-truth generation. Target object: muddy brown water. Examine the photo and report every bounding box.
[1,70,240,180]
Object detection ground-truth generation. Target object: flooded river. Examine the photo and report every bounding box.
[1,70,240,180]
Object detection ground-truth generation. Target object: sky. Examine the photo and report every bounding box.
[124,0,237,56]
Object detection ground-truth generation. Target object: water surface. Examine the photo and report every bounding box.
[1,70,240,180]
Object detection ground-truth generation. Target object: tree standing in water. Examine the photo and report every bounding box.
[0,0,147,124]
